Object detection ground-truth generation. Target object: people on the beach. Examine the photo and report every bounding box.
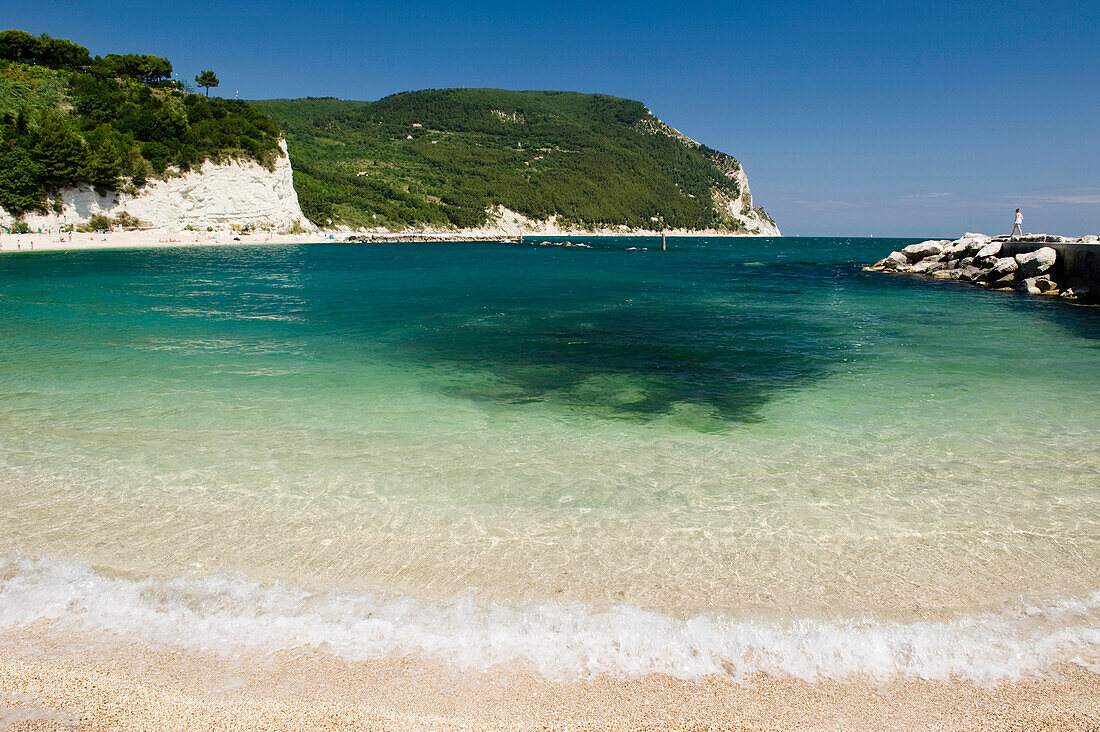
[1011,208,1023,239]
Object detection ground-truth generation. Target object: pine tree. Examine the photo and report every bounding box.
[33,110,88,189]
[195,70,219,97]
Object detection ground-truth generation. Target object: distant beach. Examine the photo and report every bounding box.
[0,229,323,254]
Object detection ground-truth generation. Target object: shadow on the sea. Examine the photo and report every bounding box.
[401,302,844,431]
[1013,294,1100,342]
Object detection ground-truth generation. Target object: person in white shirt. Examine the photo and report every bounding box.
[1011,208,1023,239]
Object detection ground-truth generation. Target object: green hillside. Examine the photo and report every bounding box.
[0,29,282,216]
[253,90,773,231]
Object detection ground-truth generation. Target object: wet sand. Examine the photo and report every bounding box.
[1,625,1097,731]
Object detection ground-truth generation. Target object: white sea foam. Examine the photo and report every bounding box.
[1,554,1097,684]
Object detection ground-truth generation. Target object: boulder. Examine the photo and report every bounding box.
[932,270,958,279]
[955,266,984,282]
[961,232,991,241]
[1081,235,1099,244]
[941,242,967,258]
[901,240,945,262]
[1017,277,1043,295]
[881,251,909,270]
[1033,276,1058,293]
[975,242,1002,259]
[957,256,976,268]
[988,256,1019,279]
[991,274,1018,289]
[911,257,948,274]
[1015,247,1057,277]
[953,238,988,257]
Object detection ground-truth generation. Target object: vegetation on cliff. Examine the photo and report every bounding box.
[0,29,282,216]
[253,90,771,231]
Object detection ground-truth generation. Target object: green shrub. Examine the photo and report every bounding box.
[87,213,112,231]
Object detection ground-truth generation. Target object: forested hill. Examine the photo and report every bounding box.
[0,29,282,217]
[253,90,777,233]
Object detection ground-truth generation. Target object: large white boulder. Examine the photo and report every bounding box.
[901,240,945,262]
[1015,247,1057,277]
[975,242,1002,259]
[874,251,910,270]
[988,256,1019,279]
[953,237,989,257]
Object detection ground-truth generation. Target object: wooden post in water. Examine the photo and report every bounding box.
[662,231,667,251]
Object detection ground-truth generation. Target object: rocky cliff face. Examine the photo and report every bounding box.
[1,140,312,232]
[635,116,781,236]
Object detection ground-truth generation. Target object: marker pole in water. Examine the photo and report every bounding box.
[662,232,667,251]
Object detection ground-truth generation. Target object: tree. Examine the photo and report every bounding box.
[195,70,219,97]
[0,147,46,213]
[99,53,172,83]
[0,30,41,64]
[32,109,88,189]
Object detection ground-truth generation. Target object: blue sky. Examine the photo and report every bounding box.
[9,0,1099,235]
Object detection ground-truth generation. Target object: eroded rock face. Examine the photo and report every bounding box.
[1015,247,1057,278]
[1,140,313,232]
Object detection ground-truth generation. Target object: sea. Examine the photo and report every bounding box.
[1,237,1097,683]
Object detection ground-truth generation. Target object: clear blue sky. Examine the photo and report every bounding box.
[10,0,1099,236]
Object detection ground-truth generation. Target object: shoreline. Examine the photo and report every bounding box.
[0,228,777,256]
[2,625,1097,731]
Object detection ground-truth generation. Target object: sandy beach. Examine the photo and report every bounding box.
[0,229,331,255]
[0,224,773,255]
[2,623,1098,731]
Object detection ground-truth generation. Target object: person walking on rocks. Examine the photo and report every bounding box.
[1011,208,1023,239]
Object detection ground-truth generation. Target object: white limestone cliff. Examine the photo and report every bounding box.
[635,115,781,236]
[1,140,312,232]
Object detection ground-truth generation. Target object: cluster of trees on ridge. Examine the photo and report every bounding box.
[0,29,278,217]
[255,89,769,232]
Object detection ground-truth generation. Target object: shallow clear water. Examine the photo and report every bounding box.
[1,238,1098,680]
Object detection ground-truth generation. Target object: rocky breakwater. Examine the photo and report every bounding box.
[866,233,1100,303]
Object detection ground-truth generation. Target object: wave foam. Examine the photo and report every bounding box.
[1,554,1097,683]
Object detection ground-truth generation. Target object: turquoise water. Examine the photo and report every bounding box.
[1,238,1098,680]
